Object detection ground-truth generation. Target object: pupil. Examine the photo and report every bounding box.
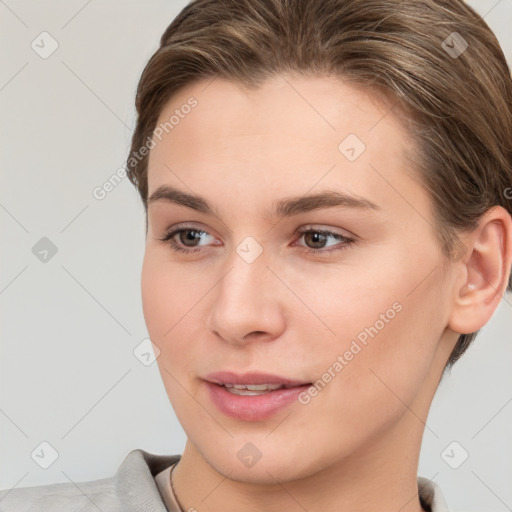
[307,232,326,248]
[182,230,200,246]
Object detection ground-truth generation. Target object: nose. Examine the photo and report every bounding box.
[206,246,286,346]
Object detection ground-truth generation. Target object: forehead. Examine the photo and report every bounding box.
[146,74,425,220]
[151,74,402,151]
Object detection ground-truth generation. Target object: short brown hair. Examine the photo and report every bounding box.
[126,0,512,368]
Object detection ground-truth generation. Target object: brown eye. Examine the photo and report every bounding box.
[303,231,329,249]
[296,228,356,254]
[177,229,204,247]
[158,227,214,254]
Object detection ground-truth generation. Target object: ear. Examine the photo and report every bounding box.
[448,206,512,335]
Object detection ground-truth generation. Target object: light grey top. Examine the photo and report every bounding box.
[0,449,450,511]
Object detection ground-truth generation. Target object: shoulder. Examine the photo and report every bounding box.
[0,449,181,512]
[0,475,116,512]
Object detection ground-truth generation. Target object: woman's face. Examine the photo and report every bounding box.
[142,75,459,482]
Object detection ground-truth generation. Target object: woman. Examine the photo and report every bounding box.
[1,0,511,510]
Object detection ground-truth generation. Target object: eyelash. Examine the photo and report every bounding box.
[157,226,356,255]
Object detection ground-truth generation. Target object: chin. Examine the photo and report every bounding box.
[192,434,337,485]
[207,451,305,484]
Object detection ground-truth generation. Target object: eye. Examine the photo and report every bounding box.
[295,228,356,254]
[158,227,218,254]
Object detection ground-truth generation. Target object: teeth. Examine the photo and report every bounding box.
[222,383,284,395]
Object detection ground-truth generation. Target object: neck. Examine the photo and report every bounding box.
[172,409,430,512]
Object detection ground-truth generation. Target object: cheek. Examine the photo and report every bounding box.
[141,251,190,339]
[298,248,447,405]
[141,256,167,339]
[142,254,200,415]
[328,280,445,421]
[141,250,206,374]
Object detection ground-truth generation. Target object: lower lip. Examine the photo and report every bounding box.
[204,381,311,422]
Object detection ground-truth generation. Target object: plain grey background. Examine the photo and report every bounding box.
[0,1,511,511]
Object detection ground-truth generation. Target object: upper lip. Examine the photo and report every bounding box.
[204,371,311,387]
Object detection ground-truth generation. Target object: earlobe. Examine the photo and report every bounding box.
[448,206,512,335]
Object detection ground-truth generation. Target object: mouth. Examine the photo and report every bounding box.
[202,371,313,421]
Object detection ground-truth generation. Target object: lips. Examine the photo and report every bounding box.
[205,370,309,387]
[203,371,312,421]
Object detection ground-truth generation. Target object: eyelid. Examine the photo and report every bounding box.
[160,222,218,240]
[295,224,357,240]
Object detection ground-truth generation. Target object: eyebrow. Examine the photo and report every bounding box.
[147,184,381,219]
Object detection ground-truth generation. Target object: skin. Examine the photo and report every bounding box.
[141,74,512,512]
